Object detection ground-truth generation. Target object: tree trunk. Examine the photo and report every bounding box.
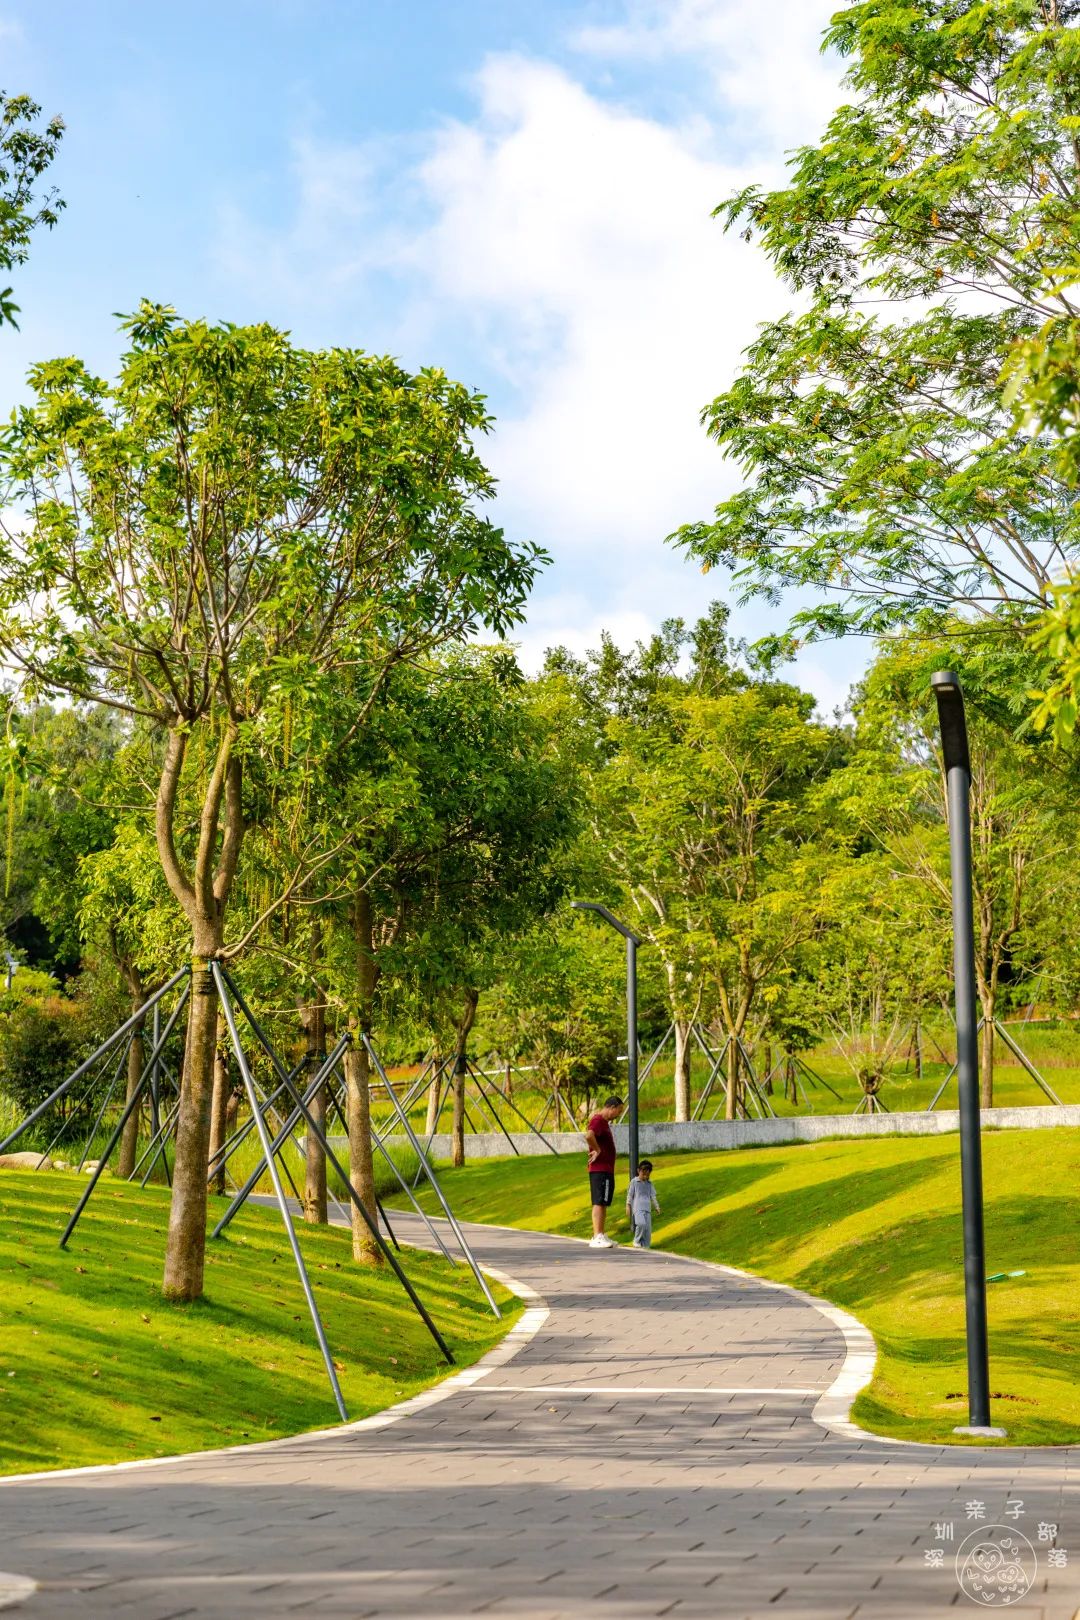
[207,1016,230,1197]
[116,1003,146,1181]
[347,888,381,1266]
[344,1041,380,1265]
[451,989,480,1169]
[979,993,996,1109]
[673,1019,692,1121]
[761,1041,773,1095]
[913,1021,923,1082]
[162,954,221,1301]
[725,1035,739,1121]
[425,1059,443,1135]
[303,999,328,1226]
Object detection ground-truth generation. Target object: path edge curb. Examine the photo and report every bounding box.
[0,1573,36,1612]
[439,1216,953,1451]
[0,1261,549,1488]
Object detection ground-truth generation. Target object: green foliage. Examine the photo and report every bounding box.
[0,91,64,328]
[0,985,87,1115]
[674,0,1080,645]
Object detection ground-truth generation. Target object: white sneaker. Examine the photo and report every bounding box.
[589,1233,616,1248]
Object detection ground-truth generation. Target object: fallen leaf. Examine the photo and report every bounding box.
[75,1266,87,1275]
[141,1313,150,1323]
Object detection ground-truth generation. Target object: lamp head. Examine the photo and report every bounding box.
[931,669,971,776]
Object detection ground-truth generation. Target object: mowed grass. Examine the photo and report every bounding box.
[401,1128,1080,1446]
[0,1169,519,1476]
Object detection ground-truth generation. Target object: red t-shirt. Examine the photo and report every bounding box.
[587,1112,616,1174]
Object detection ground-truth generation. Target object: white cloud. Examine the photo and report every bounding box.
[571,0,842,155]
[213,3,856,683]
[407,51,806,560]
[510,600,659,675]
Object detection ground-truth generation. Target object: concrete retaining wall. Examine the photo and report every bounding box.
[327,1102,1080,1163]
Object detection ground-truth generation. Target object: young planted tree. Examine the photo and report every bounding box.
[830,637,1080,1103]
[317,648,575,1199]
[557,615,838,1119]
[0,304,544,1299]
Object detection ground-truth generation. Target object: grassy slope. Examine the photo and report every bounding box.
[0,1169,519,1476]
[400,1128,1080,1446]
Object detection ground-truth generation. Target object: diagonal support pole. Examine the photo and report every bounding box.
[1,966,189,1155]
[218,968,454,1362]
[364,1035,501,1319]
[211,1037,349,1238]
[59,982,190,1248]
[214,967,349,1421]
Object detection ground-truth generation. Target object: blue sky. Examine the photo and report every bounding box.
[0,0,859,711]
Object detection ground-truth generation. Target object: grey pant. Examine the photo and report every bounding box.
[631,1210,653,1248]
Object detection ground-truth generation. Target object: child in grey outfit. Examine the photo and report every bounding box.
[625,1160,660,1248]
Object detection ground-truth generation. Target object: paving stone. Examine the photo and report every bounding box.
[1,1213,1079,1617]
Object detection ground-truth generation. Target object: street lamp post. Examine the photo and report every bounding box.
[931,671,1002,1438]
[571,902,643,1178]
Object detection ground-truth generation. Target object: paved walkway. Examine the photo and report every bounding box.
[1,1215,1078,1619]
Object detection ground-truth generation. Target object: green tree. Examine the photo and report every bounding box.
[675,0,1080,647]
[0,304,544,1300]
[561,616,839,1119]
[828,636,1080,1103]
[316,649,576,1182]
[0,702,120,975]
[0,91,64,328]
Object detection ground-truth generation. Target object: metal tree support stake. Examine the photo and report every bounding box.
[931,670,1000,1439]
[571,901,643,1177]
[212,964,349,1421]
[362,1033,502,1319]
[216,966,454,1361]
[0,965,190,1156]
[60,981,191,1248]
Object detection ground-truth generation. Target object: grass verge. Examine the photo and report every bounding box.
[0,1169,520,1476]
[399,1129,1080,1446]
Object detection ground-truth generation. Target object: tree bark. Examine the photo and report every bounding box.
[725,1035,739,1121]
[116,1002,146,1181]
[162,952,221,1300]
[160,723,244,1303]
[673,1019,692,1121]
[979,994,996,1110]
[303,998,328,1226]
[425,1059,443,1136]
[451,989,479,1169]
[347,887,381,1265]
[207,1016,230,1197]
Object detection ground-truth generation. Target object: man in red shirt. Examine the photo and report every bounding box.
[585,1095,623,1249]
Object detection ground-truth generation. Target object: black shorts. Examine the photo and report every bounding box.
[589,1170,615,1207]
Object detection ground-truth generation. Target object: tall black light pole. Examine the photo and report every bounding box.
[931,671,1001,1438]
[571,902,642,1177]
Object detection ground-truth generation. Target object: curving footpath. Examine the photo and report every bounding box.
[1,1213,1078,1619]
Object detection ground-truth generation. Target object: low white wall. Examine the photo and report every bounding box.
[327,1102,1080,1163]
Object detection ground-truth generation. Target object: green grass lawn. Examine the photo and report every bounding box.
[398,1128,1080,1447]
[0,1169,519,1477]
